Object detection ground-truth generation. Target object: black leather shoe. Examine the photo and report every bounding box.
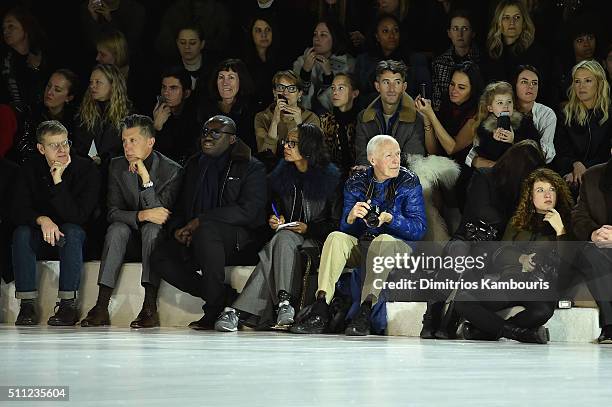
[597,326,612,344]
[420,301,443,339]
[501,323,549,344]
[130,307,159,328]
[188,314,216,330]
[345,302,371,336]
[327,295,351,334]
[80,304,110,327]
[461,321,498,341]
[15,302,38,326]
[290,314,329,334]
[48,301,78,326]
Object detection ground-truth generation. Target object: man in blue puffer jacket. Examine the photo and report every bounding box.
[291,134,427,336]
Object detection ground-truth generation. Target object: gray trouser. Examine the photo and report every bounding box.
[233,230,307,317]
[98,222,162,288]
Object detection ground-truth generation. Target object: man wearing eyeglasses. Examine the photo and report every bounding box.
[11,120,100,326]
[81,114,183,329]
[151,115,267,330]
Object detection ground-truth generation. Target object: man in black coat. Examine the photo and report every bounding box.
[11,120,100,326]
[151,115,267,329]
[81,114,183,329]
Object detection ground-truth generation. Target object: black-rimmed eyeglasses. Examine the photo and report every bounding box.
[275,84,299,93]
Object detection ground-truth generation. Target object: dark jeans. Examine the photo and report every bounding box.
[580,243,612,327]
[152,220,260,317]
[12,223,86,299]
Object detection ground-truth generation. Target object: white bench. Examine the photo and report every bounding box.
[0,261,600,343]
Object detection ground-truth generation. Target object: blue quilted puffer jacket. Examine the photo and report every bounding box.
[340,166,427,242]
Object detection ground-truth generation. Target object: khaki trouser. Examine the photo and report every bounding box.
[317,231,412,304]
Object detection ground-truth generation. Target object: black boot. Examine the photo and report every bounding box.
[15,300,38,326]
[461,321,498,341]
[290,298,329,334]
[420,301,443,339]
[501,323,549,344]
[48,299,78,326]
[345,301,372,336]
[597,325,612,344]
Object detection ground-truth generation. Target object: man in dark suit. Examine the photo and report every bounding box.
[11,120,100,326]
[81,114,183,328]
[151,115,267,329]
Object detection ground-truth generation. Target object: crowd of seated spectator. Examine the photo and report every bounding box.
[0,0,611,344]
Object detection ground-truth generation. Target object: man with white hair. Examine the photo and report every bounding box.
[291,135,427,336]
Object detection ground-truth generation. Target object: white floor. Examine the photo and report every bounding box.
[1,325,611,407]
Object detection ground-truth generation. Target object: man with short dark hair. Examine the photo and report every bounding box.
[354,60,425,166]
[11,120,100,326]
[81,114,182,328]
[152,115,267,330]
[152,67,200,166]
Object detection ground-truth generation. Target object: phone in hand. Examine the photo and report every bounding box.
[156,95,166,105]
[277,95,288,114]
[419,83,427,99]
[497,111,511,131]
[92,0,103,8]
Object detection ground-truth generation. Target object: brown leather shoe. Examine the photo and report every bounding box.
[130,307,159,329]
[80,304,110,327]
[48,301,79,326]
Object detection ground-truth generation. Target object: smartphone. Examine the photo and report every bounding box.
[92,0,103,8]
[419,83,427,99]
[497,111,511,131]
[277,95,288,114]
[156,95,166,105]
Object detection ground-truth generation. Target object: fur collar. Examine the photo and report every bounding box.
[269,160,340,200]
[361,93,417,123]
[482,111,523,133]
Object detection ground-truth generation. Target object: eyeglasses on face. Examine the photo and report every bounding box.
[275,84,298,93]
[45,139,72,151]
[280,139,297,149]
[201,128,235,139]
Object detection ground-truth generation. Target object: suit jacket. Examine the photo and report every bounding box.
[572,160,612,241]
[107,150,183,229]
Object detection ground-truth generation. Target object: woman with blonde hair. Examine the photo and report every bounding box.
[484,0,550,98]
[455,168,574,344]
[95,29,129,77]
[73,63,132,166]
[554,59,611,190]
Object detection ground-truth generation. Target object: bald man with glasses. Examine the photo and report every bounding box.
[11,120,100,326]
[152,115,268,330]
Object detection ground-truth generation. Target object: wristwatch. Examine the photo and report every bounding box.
[142,181,154,188]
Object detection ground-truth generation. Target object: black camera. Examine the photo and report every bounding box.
[364,205,381,228]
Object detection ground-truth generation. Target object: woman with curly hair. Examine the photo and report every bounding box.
[72,63,132,166]
[455,168,574,344]
[483,0,550,100]
[554,59,611,191]
[214,123,341,331]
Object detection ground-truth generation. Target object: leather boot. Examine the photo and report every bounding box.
[80,304,110,327]
[420,301,443,339]
[501,323,549,344]
[130,306,160,328]
[345,301,372,336]
[461,321,498,341]
[15,301,38,326]
[48,300,79,326]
